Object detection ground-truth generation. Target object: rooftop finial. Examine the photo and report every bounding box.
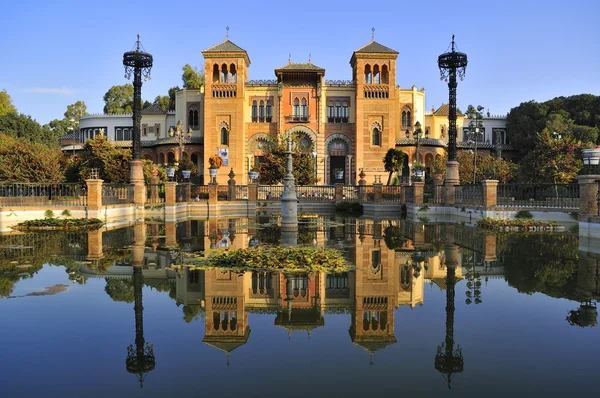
[226,26,229,39]
[136,34,140,51]
[451,34,455,51]
[371,27,375,41]
[308,53,311,64]
[288,53,292,64]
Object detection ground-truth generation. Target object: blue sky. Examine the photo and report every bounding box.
[0,0,598,125]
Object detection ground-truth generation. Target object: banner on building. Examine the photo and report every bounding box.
[218,148,229,166]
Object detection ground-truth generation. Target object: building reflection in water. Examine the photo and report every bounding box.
[33,216,598,387]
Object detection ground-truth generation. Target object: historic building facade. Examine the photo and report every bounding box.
[61,36,509,185]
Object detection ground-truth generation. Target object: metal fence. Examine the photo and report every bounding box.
[356,185,375,203]
[497,183,579,209]
[0,182,87,207]
[102,184,134,205]
[405,185,414,204]
[146,184,165,204]
[191,185,209,201]
[382,186,402,202]
[455,184,483,207]
[296,186,335,201]
[176,185,187,203]
[234,185,248,200]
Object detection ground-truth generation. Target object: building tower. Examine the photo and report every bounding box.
[202,32,250,184]
[351,30,399,184]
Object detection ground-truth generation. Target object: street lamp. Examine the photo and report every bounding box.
[311,149,317,183]
[169,120,192,164]
[408,121,429,180]
[466,105,484,184]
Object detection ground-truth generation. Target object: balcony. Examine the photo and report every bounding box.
[251,116,273,123]
[327,117,349,124]
[285,115,311,123]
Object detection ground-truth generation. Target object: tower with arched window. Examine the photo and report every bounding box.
[351,39,399,184]
[202,37,250,184]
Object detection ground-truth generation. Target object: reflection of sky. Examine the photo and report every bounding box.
[2,263,600,397]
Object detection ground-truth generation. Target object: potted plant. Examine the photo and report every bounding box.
[249,165,259,182]
[208,154,223,181]
[166,164,177,181]
[334,168,344,182]
[413,161,425,181]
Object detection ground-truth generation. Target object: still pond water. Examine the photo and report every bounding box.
[1,217,599,397]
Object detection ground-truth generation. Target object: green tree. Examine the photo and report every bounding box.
[153,86,180,111]
[0,112,59,147]
[506,100,548,157]
[78,134,131,183]
[456,151,516,183]
[104,278,135,303]
[64,100,88,121]
[256,134,317,185]
[382,148,405,185]
[103,84,134,114]
[518,129,582,184]
[0,134,66,182]
[182,64,204,89]
[0,89,17,116]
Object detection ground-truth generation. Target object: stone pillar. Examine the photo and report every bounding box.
[165,220,177,247]
[228,168,236,201]
[444,160,460,205]
[413,181,424,205]
[434,178,444,204]
[132,222,146,267]
[400,183,409,203]
[133,183,146,206]
[482,180,499,209]
[150,176,159,201]
[373,182,383,203]
[248,182,258,202]
[483,233,497,263]
[165,181,177,207]
[577,175,600,221]
[208,183,219,205]
[85,179,103,210]
[87,229,103,260]
[335,183,344,203]
[184,183,191,203]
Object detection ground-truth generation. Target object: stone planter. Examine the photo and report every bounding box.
[209,168,219,178]
[415,169,424,178]
[583,148,600,165]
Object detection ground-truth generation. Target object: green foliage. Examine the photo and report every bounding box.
[0,89,17,115]
[103,84,134,114]
[384,225,406,250]
[515,210,533,219]
[13,218,103,231]
[477,217,562,231]
[506,94,600,156]
[256,134,317,185]
[142,159,167,185]
[61,209,72,218]
[154,86,179,111]
[0,134,66,182]
[0,112,59,147]
[64,101,88,121]
[335,201,364,215]
[182,65,204,89]
[183,247,351,273]
[518,129,582,183]
[383,148,405,185]
[105,278,135,303]
[182,305,204,323]
[456,151,517,183]
[78,135,131,183]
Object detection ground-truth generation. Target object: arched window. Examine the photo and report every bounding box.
[402,111,407,127]
[407,111,412,127]
[373,65,380,84]
[372,127,381,146]
[259,100,265,122]
[335,101,341,123]
[301,98,308,117]
[381,65,389,84]
[188,104,199,129]
[342,101,349,123]
[327,100,334,122]
[221,64,228,82]
[364,64,372,84]
[212,64,219,82]
[266,100,272,122]
[221,127,229,146]
[293,98,300,116]
[251,100,258,122]
[229,63,237,83]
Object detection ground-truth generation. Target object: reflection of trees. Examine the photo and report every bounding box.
[501,234,579,299]
[256,222,316,246]
[383,225,406,250]
[105,278,135,303]
[182,305,204,323]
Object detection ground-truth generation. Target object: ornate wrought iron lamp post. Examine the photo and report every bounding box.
[438,35,468,187]
[123,35,153,184]
[280,133,298,232]
[169,120,192,164]
[126,265,155,388]
[466,105,485,184]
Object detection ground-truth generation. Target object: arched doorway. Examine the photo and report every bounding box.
[325,133,353,185]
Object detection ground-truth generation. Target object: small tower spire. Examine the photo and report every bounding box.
[226,26,229,39]
[371,27,375,42]
[308,53,311,64]
[288,53,292,64]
